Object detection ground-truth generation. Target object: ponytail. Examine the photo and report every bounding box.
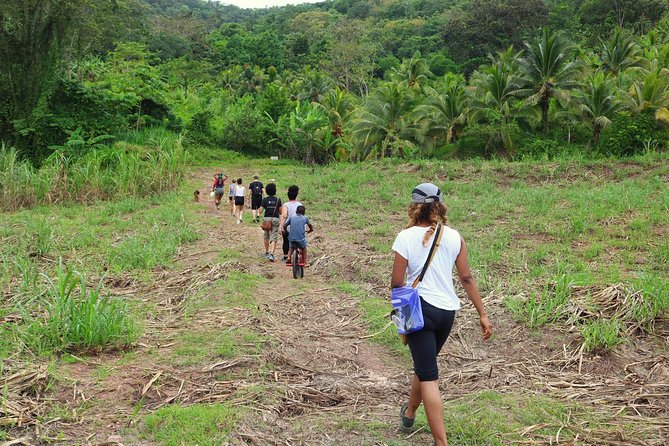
[407,202,448,246]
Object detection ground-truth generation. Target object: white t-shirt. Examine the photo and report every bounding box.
[391,225,462,311]
[234,185,245,197]
[284,200,302,219]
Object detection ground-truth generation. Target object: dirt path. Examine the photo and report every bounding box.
[34,169,419,446]
[187,171,411,444]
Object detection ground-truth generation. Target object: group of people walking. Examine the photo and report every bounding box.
[210,172,493,446]
[211,173,311,263]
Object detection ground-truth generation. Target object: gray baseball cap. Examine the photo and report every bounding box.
[411,183,442,203]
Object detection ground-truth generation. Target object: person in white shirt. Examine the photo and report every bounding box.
[233,178,246,224]
[391,182,492,446]
[279,185,302,262]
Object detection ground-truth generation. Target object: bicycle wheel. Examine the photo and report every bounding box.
[297,250,304,278]
[292,249,299,279]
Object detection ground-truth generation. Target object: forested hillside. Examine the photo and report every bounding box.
[2,0,669,162]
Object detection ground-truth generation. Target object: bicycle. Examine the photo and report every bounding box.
[290,241,306,279]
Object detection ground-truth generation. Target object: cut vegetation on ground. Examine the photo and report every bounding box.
[1,152,667,445]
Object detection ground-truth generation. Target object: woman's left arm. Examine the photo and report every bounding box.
[391,252,408,288]
[455,237,492,340]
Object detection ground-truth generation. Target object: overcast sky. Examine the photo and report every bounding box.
[220,0,323,9]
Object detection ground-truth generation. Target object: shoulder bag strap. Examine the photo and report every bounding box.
[272,197,280,218]
[411,224,443,288]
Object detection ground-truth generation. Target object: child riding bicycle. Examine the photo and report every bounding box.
[282,205,313,266]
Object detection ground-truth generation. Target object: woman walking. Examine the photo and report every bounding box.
[258,183,282,262]
[211,172,228,210]
[391,183,492,446]
[233,178,246,224]
[228,175,236,216]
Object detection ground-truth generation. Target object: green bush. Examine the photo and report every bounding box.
[187,110,214,145]
[429,52,459,77]
[512,136,591,161]
[598,111,658,157]
[219,97,270,155]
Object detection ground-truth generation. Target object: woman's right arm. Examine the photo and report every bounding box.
[455,237,492,340]
[391,252,408,288]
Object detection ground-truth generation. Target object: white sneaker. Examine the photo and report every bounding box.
[236,220,240,224]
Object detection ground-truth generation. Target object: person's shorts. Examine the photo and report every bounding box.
[251,195,262,210]
[228,195,233,202]
[289,239,307,249]
[263,218,280,242]
[214,187,225,199]
[406,297,456,382]
[234,196,245,206]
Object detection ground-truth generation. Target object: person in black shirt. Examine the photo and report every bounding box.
[258,183,282,262]
[249,175,264,223]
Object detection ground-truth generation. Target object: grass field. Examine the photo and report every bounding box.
[225,152,668,349]
[1,149,667,445]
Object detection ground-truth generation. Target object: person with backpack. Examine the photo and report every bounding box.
[249,175,264,223]
[258,183,282,262]
[211,173,228,210]
[391,183,492,446]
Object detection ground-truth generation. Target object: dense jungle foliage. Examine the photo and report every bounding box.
[2,0,669,163]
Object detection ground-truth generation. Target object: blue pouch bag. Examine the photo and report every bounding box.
[390,224,443,338]
[391,287,423,334]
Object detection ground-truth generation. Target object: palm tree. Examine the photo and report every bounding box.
[318,87,355,137]
[350,81,416,159]
[488,45,523,75]
[298,68,333,103]
[411,74,468,148]
[575,72,622,145]
[240,65,265,95]
[518,29,581,132]
[269,102,331,163]
[218,66,242,95]
[470,65,523,120]
[469,63,525,154]
[645,43,669,75]
[627,70,669,126]
[598,28,646,82]
[391,51,432,89]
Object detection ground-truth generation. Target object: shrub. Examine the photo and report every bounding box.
[187,110,214,145]
[219,97,270,155]
[598,111,658,157]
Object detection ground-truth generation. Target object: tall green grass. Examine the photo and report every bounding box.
[20,261,139,355]
[0,129,189,211]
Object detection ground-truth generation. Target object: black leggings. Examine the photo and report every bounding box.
[282,232,289,255]
[406,297,456,382]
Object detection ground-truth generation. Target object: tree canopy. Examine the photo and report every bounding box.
[2,0,669,162]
